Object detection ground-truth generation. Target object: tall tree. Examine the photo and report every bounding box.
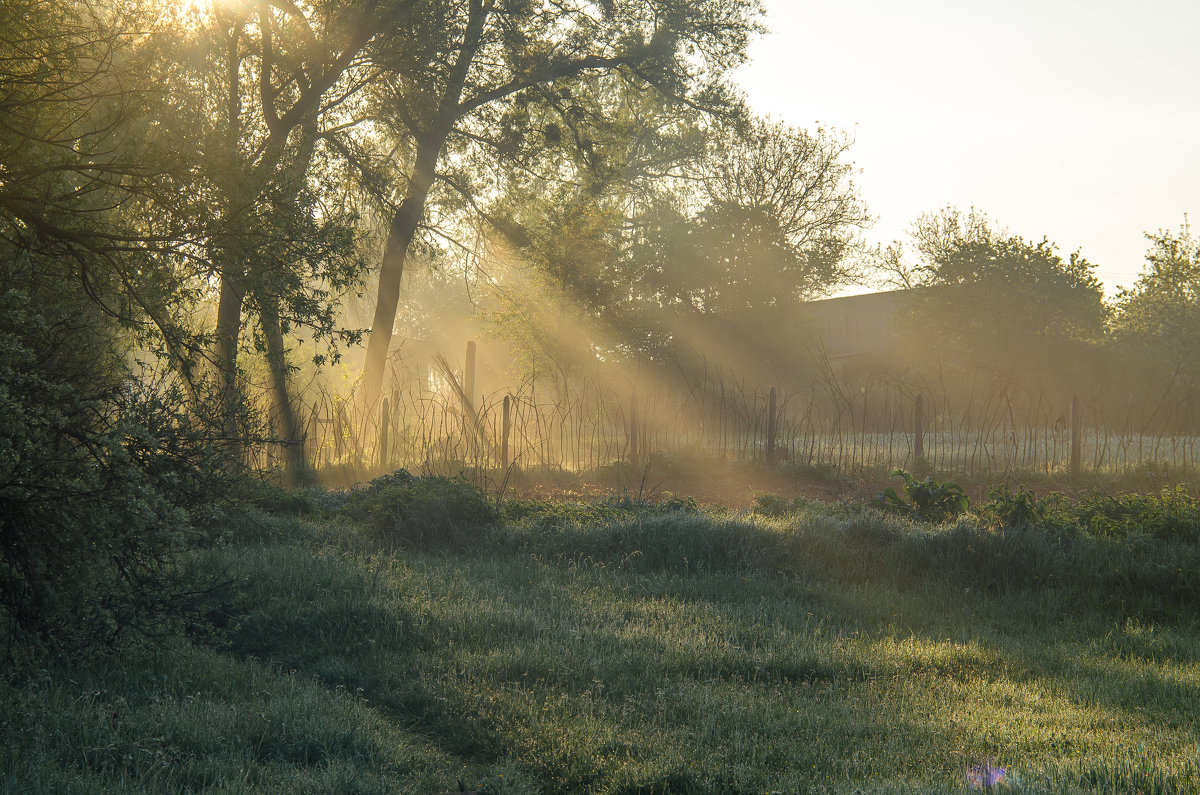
[477,116,870,387]
[623,120,869,378]
[1110,220,1200,427]
[2,0,386,474]
[703,119,869,284]
[187,2,383,459]
[0,0,215,390]
[893,207,1106,386]
[1113,220,1200,358]
[358,0,762,405]
[128,0,417,472]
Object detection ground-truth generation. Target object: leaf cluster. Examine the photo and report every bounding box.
[343,469,500,548]
[981,484,1200,542]
[889,207,1106,390]
[878,468,971,522]
[0,285,234,662]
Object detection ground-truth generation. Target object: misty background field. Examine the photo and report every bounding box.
[3,1,1199,793]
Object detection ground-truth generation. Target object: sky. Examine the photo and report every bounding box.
[733,0,1200,296]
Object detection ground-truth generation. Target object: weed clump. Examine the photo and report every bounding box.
[231,478,318,516]
[981,484,1200,541]
[752,492,810,517]
[345,470,498,548]
[878,469,971,522]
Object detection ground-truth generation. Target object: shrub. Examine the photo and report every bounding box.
[0,289,230,661]
[979,484,1046,529]
[344,471,498,547]
[878,469,971,522]
[1069,487,1200,540]
[232,477,317,516]
[500,498,628,528]
[979,484,1200,541]
[523,512,793,574]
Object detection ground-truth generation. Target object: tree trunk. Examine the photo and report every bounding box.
[361,2,492,406]
[259,296,308,484]
[213,264,244,460]
[212,18,247,462]
[362,133,444,406]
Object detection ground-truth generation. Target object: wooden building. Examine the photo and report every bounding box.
[803,289,908,364]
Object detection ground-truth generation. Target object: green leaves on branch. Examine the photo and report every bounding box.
[879,469,971,522]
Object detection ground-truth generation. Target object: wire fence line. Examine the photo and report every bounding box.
[244,347,1200,479]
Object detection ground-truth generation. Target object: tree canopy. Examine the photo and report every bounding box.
[887,208,1106,388]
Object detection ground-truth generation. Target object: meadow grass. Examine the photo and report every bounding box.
[3,491,1199,794]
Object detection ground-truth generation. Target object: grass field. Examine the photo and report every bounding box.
[3,481,1199,794]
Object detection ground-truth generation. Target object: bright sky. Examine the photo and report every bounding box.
[734,0,1200,296]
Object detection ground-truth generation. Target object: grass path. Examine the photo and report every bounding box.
[4,504,1199,793]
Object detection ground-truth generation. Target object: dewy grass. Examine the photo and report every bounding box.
[3,495,1200,794]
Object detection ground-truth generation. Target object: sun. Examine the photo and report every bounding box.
[157,0,253,27]
[170,0,251,15]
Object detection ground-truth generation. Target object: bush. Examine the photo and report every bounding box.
[505,510,794,575]
[979,484,1046,529]
[344,471,498,547]
[980,484,1200,541]
[878,469,970,522]
[1068,487,1200,540]
[0,289,231,661]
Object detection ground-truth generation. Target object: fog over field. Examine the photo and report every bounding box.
[3,2,1199,793]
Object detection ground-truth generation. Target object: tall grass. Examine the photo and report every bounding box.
[4,489,1199,793]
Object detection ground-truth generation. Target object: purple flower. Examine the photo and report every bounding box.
[966,760,1007,789]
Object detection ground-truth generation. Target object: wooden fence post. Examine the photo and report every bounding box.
[914,393,925,465]
[630,393,639,467]
[333,404,342,463]
[464,341,476,415]
[766,386,778,465]
[379,397,390,471]
[1070,393,1082,477]
[501,394,511,470]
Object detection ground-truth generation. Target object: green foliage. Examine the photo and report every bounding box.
[979,483,1045,528]
[344,470,499,548]
[1109,222,1200,433]
[0,288,230,660]
[501,497,628,528]
[605,492,700,516]
[1112,221,1200,350]
[360,0,763,394]
[892,207,1106,392]
[617,122,868,380]
[878,469,971,522]
[6,498,1200,793]
[232,477,318,516]
[499,494,699,538]
[981,484,1200,541]
[510,512,790,575]
[1069,487,1200,540]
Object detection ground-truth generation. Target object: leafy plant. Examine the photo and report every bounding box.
[976,484,1200,541]
[878,469,970,521]
[980,483,1045,529]
[344,471,498,548]
[0,289,232,661]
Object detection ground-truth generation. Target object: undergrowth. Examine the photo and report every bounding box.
[4,472,1200,793]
